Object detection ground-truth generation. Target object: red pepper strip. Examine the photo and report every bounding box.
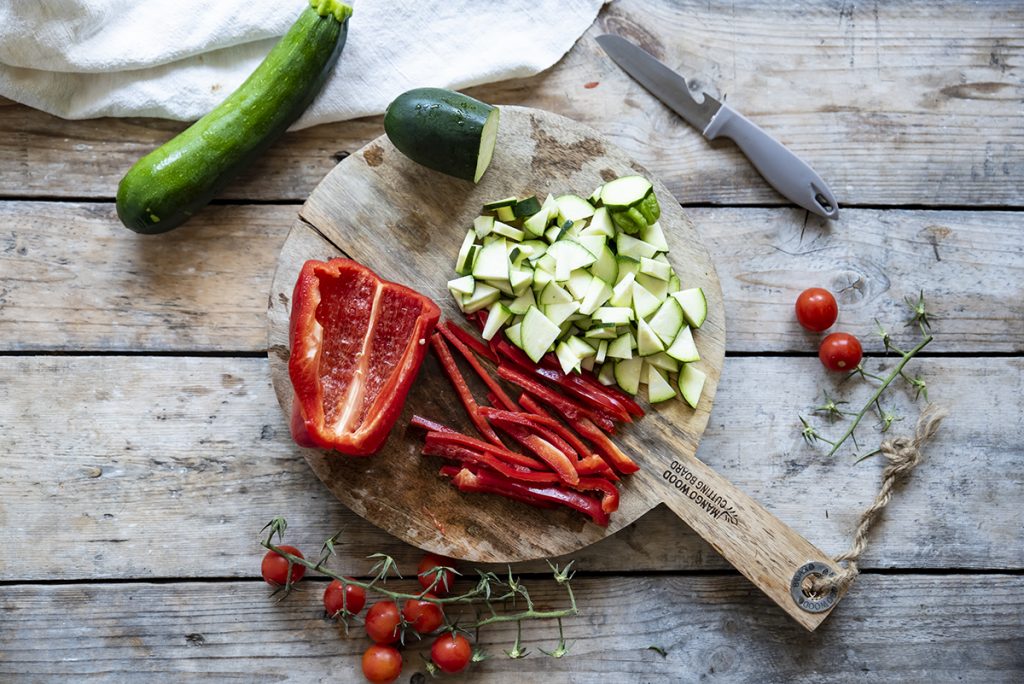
[533,364,631,423]
[447,466,609,526]
[486,419,579,486]
[425,430,547,471]
[478,407,577,460]
[492,339,628,422]
[430,334,505,447]
[422,438,561,485]
[579,368,645,418]
[493,341,620,431]
[572,415,640,475]
[409,415,456,433]
[517,395,599,462]
[572,477,620,513]
[437,324,517,411]
[443,320,498,364]
[497,364,615,437]
[502,371,638,476]
[539,355,645,419]
[514,389,618,481]
[575,454,617,478]
[438,465,559,510]
[513,396,618,478]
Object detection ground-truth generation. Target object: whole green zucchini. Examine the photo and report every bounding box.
[116,0,353,234]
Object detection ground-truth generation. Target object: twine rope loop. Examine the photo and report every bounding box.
[808,404,946,595]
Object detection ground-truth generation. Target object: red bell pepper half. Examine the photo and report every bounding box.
[289,258,440,456]
[444,466,609,527]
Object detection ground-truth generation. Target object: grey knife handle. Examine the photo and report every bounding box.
[703,103,839,219]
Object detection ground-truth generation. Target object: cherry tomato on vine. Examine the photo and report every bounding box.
[402,593,444,634]
[323,579,367,617]
[431,633,472,674]
[362,644,402,683]
[260,546,305,587]
[365,601,402,644]
[819,332,863,371]
[417,553,455,596]
[795,287,839,332]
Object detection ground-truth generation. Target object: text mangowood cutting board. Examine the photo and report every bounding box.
[268,106,842,629]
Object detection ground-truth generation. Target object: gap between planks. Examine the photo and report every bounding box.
[2,567,1023,589]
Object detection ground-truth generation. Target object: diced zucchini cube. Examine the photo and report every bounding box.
[462,282,501,313]
[631,281,661,320]
[447,275,475,296]
[521,306,561,363]
[636,318,666,356]
[639,256,672,281]
[474,215,495,239]
[665,325,700,363]
[614,357,644,395]
[481,302,512,341]
[647,297,684,345]
[678,363,706,408]
[647,365,677,403]
[672,288,708,328]
[607,332,634,360]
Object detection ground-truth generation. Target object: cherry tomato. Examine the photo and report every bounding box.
[417,553,455,596]
[430,633,472,674]
[362,644,402,684]
[260,546,305,587]
[365,601,402,644]
[402,594,444,634]
[795,287,838,332]
[819,332,863,371]
[324,579,367,617]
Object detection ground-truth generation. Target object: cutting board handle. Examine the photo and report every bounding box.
[653,452,842,631]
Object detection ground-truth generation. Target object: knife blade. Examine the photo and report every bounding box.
[596,34,839,220]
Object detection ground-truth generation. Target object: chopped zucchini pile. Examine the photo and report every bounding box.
[448,176,707,407]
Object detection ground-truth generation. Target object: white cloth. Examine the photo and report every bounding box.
[0,0,604,128]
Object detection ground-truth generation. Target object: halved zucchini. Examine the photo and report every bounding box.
[384,88,500,183]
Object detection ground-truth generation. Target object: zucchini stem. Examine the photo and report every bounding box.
[310,0,353,22]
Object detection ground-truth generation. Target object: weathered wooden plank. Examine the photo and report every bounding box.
[1,575,1021,681]
[0,356,1019,581]
[0,202,291,352]
[1,0,1020,205]
[2,202,1020,353]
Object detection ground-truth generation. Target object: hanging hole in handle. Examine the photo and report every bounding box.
[810,183,838,217]
[790,561,839,613]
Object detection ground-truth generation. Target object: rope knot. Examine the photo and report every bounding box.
[880,435,923,477]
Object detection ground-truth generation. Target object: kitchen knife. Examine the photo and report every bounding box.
[596,34,839,220]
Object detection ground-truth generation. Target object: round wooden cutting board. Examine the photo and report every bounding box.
[268,106,726,564]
